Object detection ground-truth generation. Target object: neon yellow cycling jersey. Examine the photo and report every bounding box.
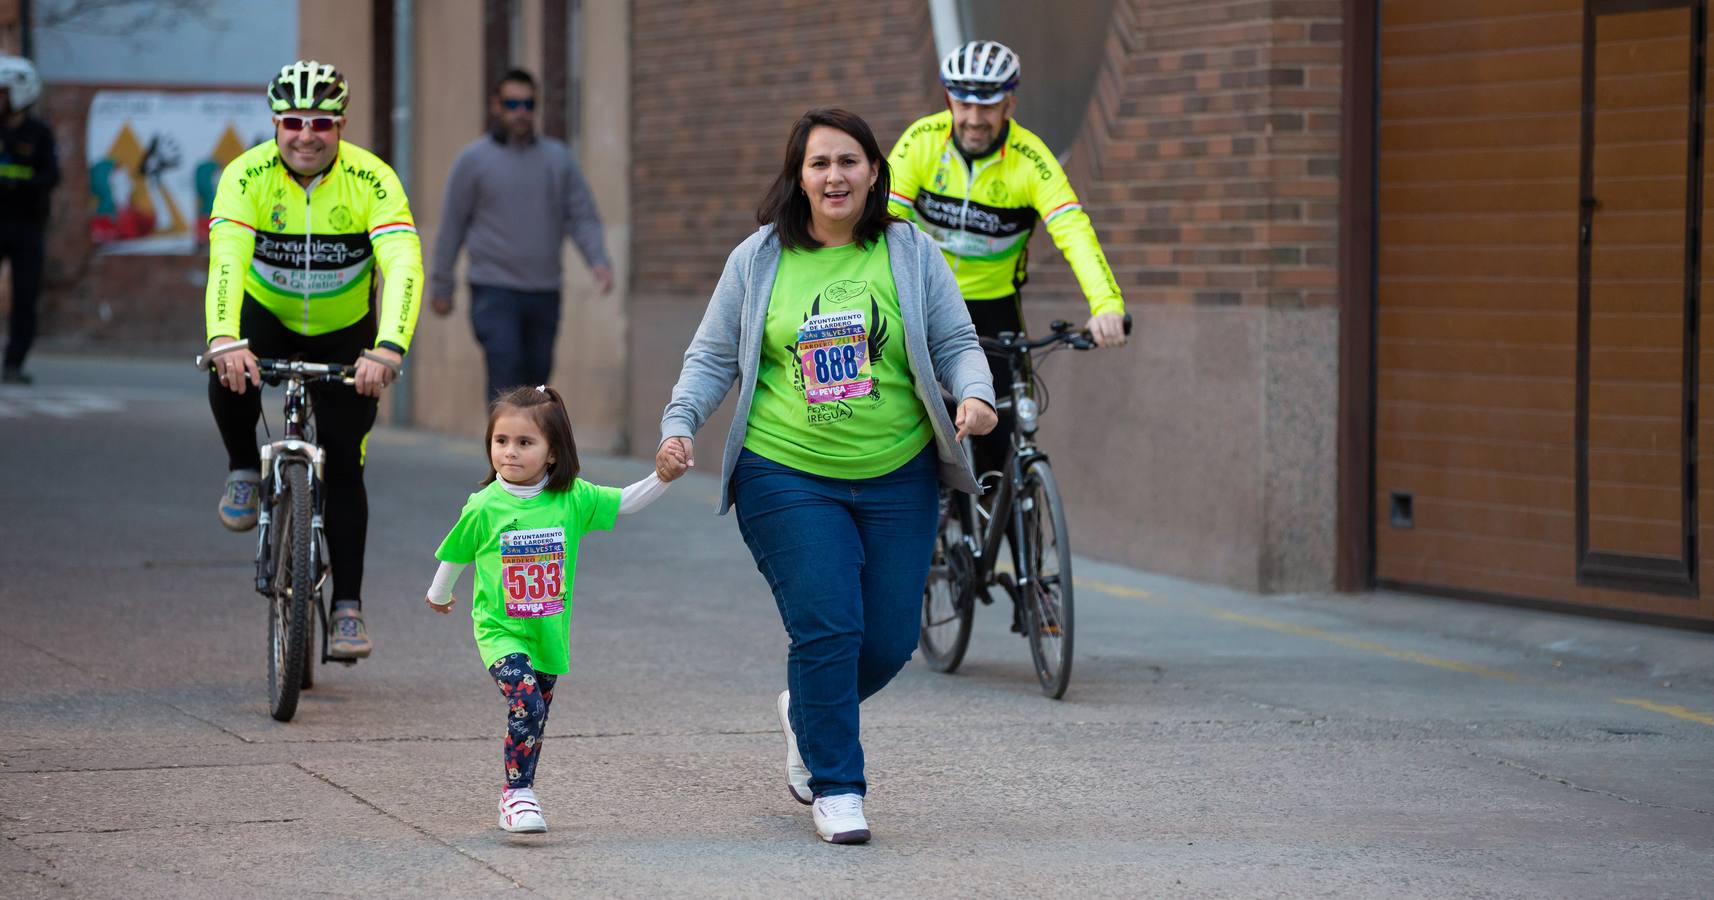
[887,111,1123,314]
[205,139,423,348]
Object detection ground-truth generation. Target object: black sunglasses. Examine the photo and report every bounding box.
[275,115,342,133]
[501,98,536,111]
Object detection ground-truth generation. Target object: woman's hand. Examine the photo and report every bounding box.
[426,595,456,614]
[656,437,695,482]
[955,398,998,442]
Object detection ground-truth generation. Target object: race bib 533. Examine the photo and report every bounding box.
[499,527,566,618]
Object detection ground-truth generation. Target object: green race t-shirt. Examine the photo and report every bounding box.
[434,478,621,673]
[744,235,934,479]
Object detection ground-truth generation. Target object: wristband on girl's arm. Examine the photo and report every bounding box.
[426,560,466,606]
[618,472,669,515]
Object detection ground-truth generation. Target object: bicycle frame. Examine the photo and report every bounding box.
[250,365,336,662]
[952,341,1049,600]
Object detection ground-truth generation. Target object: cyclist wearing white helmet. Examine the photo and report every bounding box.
[203,59,424,659]
[0,54,59,385]
[888,40,1127,490]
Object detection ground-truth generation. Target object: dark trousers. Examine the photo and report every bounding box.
[1,223,45,372]
[469,284,562,402]
[964,294,1024,483]
[207,295,379,603]
[733,446,940,798]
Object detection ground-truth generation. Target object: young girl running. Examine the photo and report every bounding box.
[425,385,671,834]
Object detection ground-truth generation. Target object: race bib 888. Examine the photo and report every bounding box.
[798,310,872,404]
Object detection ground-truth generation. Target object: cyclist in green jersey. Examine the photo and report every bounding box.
[888,40,1127,484]
[203,60,424,659]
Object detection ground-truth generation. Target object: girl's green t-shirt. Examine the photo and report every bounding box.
[743,235,934,478]
[435,478,621,674]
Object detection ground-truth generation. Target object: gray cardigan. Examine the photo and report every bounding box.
[661,221,996,514]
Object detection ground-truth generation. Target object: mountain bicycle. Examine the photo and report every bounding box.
[920,314,1131,699]
[197,346,357,721]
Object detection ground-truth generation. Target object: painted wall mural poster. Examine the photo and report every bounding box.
[86,91,272,255]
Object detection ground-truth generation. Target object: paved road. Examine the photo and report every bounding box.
[3,356,1712,898]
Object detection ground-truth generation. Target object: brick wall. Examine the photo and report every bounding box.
[1015,0,1343,591]
[1035,0,1344,312]
[630,0,941,297]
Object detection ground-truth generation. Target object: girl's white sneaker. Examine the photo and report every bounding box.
[498,787,547,833]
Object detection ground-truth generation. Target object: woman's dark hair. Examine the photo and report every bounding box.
[757,108,901,252]
[483,385,581,491]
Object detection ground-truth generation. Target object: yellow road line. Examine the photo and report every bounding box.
[1079,577,1516,680]
[1612,698,1714,726]
[1079,579,1714,728]
[1075,577,1168,605]
[1211,611,1526,683]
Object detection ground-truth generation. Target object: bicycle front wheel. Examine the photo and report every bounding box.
[920,489,975,673]
[1020,459,1074,699]
[267,461,314,721]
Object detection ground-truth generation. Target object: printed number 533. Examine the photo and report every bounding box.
[504,562,563,601]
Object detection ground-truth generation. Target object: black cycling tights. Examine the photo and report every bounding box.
[208,295,379,604]
[963,294,1025,483]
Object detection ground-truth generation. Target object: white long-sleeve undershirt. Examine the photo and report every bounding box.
[425,472,667,607]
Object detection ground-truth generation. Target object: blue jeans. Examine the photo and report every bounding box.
[733,445,940,798]
[469,284,561,402]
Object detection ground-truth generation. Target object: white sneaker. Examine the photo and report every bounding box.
[498,787,547,833]
[812,793,870,844]
[777,690,812,805]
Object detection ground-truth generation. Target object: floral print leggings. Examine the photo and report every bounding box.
[489,653,559,789]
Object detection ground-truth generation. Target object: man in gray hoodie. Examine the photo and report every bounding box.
[428,68,612,402]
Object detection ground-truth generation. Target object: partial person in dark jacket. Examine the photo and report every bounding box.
[427,68,613,402]
[0,55,59,386]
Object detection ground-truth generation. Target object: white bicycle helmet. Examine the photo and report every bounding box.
[940,40,1020,105]
[0,54,42,109]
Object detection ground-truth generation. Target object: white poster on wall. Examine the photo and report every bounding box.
[86,91,273,256]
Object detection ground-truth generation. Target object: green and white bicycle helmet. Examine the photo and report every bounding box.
[267,60,349,113]
[940,40,1020,105]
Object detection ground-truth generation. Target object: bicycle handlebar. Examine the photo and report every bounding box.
[979,312,1133,355]
[195,348,357,385]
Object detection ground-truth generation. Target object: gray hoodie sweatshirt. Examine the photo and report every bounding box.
[661,221,996,514]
